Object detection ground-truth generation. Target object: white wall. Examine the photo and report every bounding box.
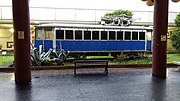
[0,28,14,50]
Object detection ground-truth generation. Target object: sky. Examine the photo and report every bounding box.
[0,0,180,12]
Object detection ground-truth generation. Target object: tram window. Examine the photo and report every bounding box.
[75,30,82,40]
[109,31,115,40]
[35,29,44,39]
[101,31,107,40]
[45,28,53,40]
[84,31,91,40]
[56,30,64,39]
[125,31,131,40]
[65,30,73,39]
[139,32,145,40]
[132,32,138,40]
[92,31,99,40]
[117,31,123,40]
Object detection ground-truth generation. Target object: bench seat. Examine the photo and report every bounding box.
[74,59,108,75]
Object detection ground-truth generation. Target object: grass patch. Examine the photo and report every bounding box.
[111,54,180,64]
[112,57,151,64]
[1,54,180,65]
[0,56,14,65]
[87,56,113,59]
[167,54,180,63]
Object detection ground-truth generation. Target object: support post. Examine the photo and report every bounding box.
[152,0,169,78]
[12,0,31,84]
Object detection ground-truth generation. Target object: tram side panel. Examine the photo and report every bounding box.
[147,40,152,51]
[56,40,146,53]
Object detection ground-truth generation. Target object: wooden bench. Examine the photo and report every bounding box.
[74,59,108,75]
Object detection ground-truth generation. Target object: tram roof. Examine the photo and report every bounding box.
[35,23,153,30]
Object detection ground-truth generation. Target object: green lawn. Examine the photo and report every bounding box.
[167,54,180,63]
[0,56,14,65]
[111,57,151,64]
[112,54,180,64]
[1,54,180,65]
[87,55,114,59]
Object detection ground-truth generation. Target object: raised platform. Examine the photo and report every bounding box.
[0,68,180,101]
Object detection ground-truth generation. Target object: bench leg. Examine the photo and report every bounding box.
[74,68,76,76]
[105,67,108,74]
[178,66,180,71]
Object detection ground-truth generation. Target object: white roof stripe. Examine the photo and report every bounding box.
[35,23,153,30]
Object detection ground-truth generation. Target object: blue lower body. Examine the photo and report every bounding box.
[34,40,53,51]
[34,40,152,52]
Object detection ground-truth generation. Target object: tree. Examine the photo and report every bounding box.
[171,29,180,51]
[103,10,133,17]
[170,13,180,51]
[175,13,180,27]
[100,10,133,26]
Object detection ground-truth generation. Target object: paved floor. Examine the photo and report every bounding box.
[0,68,180,101]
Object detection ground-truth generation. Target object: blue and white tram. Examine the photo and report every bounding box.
[34,24,152,58]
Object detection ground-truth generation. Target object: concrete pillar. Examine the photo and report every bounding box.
[152,0,169,78]
[12,0,31,84]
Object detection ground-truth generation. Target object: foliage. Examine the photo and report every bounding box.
[171,29,180,51]
[175,13,180,27]
[103,10,133,17]
[116,52,126,61]
[170,13,180,51]
[2,54,180,66]
[101,9,133,25]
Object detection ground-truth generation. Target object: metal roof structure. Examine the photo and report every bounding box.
[35,23,153,30]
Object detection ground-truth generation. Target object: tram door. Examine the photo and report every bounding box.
[34,28,54,51]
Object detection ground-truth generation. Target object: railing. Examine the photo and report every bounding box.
[0,5,179,25]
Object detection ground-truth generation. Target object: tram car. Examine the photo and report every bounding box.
[34,23,153,58]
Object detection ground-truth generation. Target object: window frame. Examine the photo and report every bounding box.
[56,29,64,40]
[117,31,124,40]
[101,31,108,40]
[139,31,146,40]
[84,30,92,40]
[92,30,100,40]
[109,31,116,40]
[124,31,131,40]
[65,30,74,40]
[75,30,82,40]
[132,31,139,40]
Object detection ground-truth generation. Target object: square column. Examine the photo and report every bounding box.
[152,0,169,78]
[12,0,31,84]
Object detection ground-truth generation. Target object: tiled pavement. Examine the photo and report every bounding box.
[0,68,180,101]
